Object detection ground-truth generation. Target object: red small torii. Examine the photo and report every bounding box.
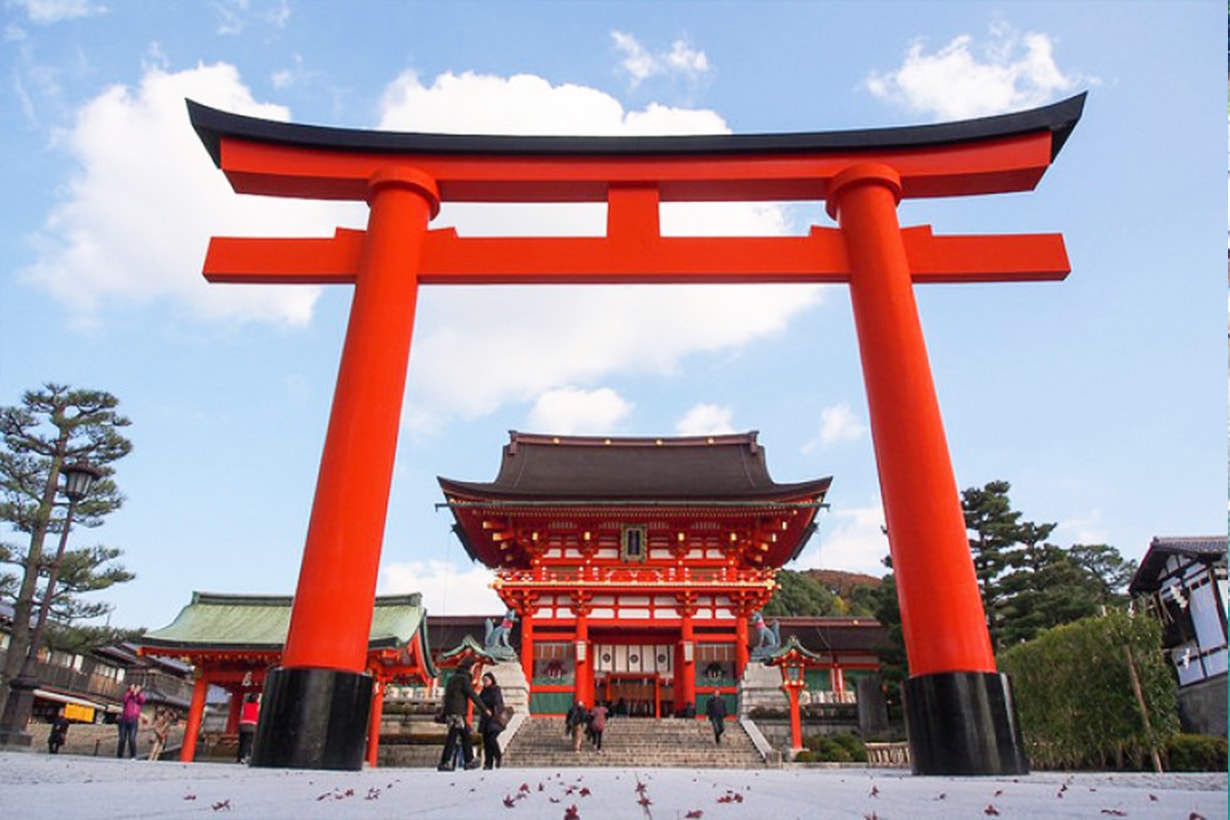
[189,93,1084,774]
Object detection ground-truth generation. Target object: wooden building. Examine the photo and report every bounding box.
[439,431,832,717]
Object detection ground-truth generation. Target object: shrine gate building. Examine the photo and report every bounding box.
[440,431,831,717]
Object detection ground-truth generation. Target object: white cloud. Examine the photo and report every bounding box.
[14,0,106,23]
[27,64,823,421]
[865,28,1083,119]
[380,70,822,426]
[612,31,712,86]
[527,386,633,435]
[1055,508,1109,546]
[379,560,503,615]
[675,403,734,436]
[794,503,889,576]
[21,63,361,325]
[802,402,867,452]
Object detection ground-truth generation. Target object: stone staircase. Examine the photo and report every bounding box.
[503,717,764,769]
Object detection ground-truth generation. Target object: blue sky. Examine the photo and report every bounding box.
[1,1,1224,631]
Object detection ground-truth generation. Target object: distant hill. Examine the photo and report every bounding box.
[800,568,883,598]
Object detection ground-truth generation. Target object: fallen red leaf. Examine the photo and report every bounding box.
[984,805,1000,816]
[685,811,704,818]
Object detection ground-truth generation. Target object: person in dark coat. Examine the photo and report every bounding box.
[477,672,506,769]
[705,694,727,744]
[48,708,69,755]
[438,658,490,771]
[565,699,589,752]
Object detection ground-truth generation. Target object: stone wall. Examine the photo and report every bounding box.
[1177,673,1227,737]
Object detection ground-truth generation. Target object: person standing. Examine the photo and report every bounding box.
[588,701,608,753]
[237,694,260,763]
[148,707,174,761]
[565,700,588,752]
[437,658,490,771]
[48,708,69,755]
[477,672,506,770]
[116,684,145,758]
[705,694,727,745]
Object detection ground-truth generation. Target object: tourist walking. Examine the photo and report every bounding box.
[478,672,506,769]
[437,658,490,771]
[48,708,69,755]
[588,701,608,752]
[237,693,260,763]
[565,699,589,752]
[705,694,727,744]
[116,683,145,758]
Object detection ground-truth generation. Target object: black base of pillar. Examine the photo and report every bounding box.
[250,667,372,771]
[903,671,1029,776]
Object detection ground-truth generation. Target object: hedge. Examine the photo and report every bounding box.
[998,611,1179,770]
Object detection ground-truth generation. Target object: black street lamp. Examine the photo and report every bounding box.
[0,460,103,748]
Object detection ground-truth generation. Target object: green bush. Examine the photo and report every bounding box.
[998,612,1178,770]
[801,733,865,762]
[792,749,815,762]
[827,732,866,762]
[1165,734,1228,772]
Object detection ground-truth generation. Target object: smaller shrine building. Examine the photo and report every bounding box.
[139,592,436,765]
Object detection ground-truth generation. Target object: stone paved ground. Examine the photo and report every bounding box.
[0,751,1224,819]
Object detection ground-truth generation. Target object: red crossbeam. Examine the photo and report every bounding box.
[203,225,1068,286]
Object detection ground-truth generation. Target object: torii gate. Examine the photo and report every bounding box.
[189,93,1084,774]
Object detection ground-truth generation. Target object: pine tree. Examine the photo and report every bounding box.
[961,481,1056,650]
[0,384,133,705]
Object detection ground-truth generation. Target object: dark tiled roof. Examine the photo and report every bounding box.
[439,431,831,502]
[773,616,890,654]
[1129,536,1228,594]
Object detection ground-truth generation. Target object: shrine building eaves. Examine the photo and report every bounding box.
[438,430,832,503]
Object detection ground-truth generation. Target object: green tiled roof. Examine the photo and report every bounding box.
[141,591,427,653]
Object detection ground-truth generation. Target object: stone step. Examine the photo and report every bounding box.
[505,717,764,769]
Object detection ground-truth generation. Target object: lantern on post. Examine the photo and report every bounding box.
[762,635,824,757]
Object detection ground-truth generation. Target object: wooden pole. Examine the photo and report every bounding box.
[1123,644,1163,773]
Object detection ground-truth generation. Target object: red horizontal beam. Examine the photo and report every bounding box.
[202,225,1069,286]
[217,132,1055,204]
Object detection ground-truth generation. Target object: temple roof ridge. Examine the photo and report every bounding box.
[439,429,830,502]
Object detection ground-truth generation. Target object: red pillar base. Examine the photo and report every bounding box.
[251,667,372,771]
[903,671,1029,775]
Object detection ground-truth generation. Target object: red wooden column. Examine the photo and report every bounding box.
[574,612,591,706]
[828,163,1027,775]
[224,688,241,734]
[253,167,440,771]
[679,611,696,713]
[734,611,750,679]
[180,672,210,763]
[365,678,385,769]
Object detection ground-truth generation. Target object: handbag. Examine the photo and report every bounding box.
[433,705,446,724]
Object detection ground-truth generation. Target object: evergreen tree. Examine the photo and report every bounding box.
[763,569,841,617]
[0,384,133,705]
[961,481,1137,651]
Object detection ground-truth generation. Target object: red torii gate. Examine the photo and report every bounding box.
[188,93,1084,774]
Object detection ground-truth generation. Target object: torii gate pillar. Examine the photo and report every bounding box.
[189,93,1084,774]
[829,164,1026,774]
